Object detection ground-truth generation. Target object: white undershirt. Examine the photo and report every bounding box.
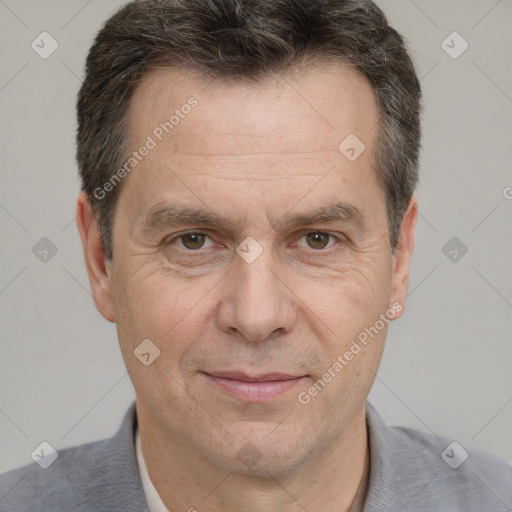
[135,429,171,512]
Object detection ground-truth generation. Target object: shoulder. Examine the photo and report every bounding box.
[0,437,113,511]
[0,404,148,512]
[365,402,512,511]
[393,422,512,492]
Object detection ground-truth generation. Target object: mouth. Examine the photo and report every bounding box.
[202,371,308,401]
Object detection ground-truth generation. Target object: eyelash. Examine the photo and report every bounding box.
[164,231,343,252]
[169,232,218,250]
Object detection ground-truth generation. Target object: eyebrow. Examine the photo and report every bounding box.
[273,202,367,231]
[139,201,366,234]
[140,203,244,233]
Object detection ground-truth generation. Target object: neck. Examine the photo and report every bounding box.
[137,401,369,512]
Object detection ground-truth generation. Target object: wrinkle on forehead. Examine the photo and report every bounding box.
[119,61,383,236]
[127,63,378,159]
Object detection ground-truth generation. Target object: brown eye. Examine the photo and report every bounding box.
[180,233,206,250]
[305,232,332,249]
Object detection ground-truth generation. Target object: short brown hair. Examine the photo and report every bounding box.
[77,0,421,260]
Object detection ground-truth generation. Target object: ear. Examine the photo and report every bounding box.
[390,196,418,319]
[76,191,114,322]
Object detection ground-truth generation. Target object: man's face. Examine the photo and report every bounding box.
[83,64,414,476]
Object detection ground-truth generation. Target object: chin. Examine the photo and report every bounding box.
[206,423,325,478]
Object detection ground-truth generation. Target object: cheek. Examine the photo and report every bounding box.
[299,320,388,435]
[111,264,218,356]
[297,254,393,409]
[110,266,222,413]
[300,257,393,348]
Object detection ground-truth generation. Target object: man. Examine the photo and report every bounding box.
[1,0,510,511]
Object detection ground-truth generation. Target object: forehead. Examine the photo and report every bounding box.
[119,63,382,226]
[127,63,379,160]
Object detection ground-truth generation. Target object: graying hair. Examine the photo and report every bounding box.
[77,0,421,260]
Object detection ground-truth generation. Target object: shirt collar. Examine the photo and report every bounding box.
[135,429,171,512]
[362,401,398,511]
[134,401,398,512]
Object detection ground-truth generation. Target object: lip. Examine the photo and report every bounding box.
[203,371,307,401]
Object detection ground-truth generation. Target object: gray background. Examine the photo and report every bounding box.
[0,0,511,474]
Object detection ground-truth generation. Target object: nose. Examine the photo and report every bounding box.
[216,250,297,343]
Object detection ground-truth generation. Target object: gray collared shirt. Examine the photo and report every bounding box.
[1,401,511,511]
